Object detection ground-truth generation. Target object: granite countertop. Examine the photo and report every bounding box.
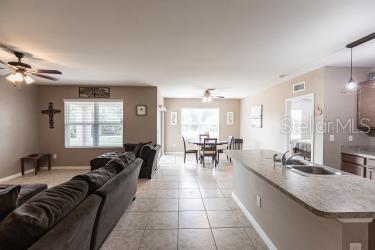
[227,150,375,219]
[341,145,375,160]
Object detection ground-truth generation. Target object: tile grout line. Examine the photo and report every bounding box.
[198,184,219,250]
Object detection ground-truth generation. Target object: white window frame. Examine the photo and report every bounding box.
[64,99,124,148]
[180,107,220,139]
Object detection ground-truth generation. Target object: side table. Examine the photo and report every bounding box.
[20,154,51,175]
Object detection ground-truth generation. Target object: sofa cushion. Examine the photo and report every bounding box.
[105,157,127,173]
[118,152,136,165]
[0,185,20,221]
[74,167,117,193]
[17,184,48,207]
[0,179,88,250]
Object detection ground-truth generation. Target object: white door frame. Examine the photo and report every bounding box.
[285,93,315,162]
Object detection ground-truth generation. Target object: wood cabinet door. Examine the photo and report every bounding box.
[342,162,365,177]
[367,167,375,181]
[358,80,375,130]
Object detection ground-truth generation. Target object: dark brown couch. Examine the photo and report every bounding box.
[0,158,143,250]
[90,143,161,179]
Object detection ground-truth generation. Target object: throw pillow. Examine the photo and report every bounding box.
[139,144,153,159]
[0,185,20,221]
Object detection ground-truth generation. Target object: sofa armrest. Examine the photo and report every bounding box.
[91,158,142,250]
[29,195,101,250]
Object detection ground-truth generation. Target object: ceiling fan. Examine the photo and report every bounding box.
[197,88,224,103]
[0,51,62,85]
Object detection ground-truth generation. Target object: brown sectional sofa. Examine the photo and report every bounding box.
[0,155,143,250]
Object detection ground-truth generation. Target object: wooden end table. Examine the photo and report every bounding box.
[21,154,51,175]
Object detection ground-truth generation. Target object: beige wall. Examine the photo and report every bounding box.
[323,67,371,169]
[240,68,325,164]
[164,98,241,152]
[0,80,40,178]
[38,85,157,166]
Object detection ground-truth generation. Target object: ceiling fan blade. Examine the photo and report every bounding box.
[35,69,62,74]
[213,96,225,98]
[32,73,59,81]
[8,61,31,69]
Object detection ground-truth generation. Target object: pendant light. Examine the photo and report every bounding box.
[342,48,357,93]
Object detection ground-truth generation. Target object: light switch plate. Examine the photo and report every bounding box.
[330,135,335,142]
[256,195,261,208]
[350,243,361,250]
[53,154,57,159]
[349,135,353,142]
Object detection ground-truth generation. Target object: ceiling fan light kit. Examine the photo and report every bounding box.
[0,50,62,86]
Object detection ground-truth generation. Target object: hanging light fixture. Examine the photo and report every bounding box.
[342,33,375,93]
[342,48,357,93]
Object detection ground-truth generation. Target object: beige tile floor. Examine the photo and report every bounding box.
[1,154,268,250]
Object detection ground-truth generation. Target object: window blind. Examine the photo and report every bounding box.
[64,100,123,147]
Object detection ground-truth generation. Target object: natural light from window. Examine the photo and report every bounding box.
[181,108,219,139]
[64,100,123,147]
[291,109,302,140]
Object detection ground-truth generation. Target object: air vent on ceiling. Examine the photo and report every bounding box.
[293,82,305,93]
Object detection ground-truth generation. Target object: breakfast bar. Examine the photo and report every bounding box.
[226,150,375,250]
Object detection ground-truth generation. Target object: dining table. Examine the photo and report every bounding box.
[187,139,228,163]
[187,139,228,146]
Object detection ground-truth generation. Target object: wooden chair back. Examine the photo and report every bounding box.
[181,136,187,153]
[202,138,217,154]
[199,133,210,140]
[227,136,234,150]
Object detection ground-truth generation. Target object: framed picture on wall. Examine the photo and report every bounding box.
[250,105,263,128]
[79,87,110,98]
[226,112,234,125]
[136,105,147,116]
[170,111,178,125]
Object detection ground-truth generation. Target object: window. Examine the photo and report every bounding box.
[64,100,123,147]
[181,108,219,139]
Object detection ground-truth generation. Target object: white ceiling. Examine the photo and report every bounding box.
[0,0,374,98]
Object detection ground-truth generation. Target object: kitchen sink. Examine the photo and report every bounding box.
[288,165,345,176]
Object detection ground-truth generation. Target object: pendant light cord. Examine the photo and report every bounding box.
[350,48,353,78]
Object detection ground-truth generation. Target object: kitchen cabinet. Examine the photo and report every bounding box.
[358,80,375,135]
[341,153,375,180]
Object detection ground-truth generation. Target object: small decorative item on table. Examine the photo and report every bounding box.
[20,154,51,175]
[136,105,147,116]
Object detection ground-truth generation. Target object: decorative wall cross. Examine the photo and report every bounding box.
[41,102,61,129]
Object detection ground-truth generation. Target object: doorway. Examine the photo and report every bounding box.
[285,93,315,162]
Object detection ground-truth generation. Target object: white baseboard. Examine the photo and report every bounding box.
[0,169,35,183]
[163,152,184,155]
[232,192,277,250]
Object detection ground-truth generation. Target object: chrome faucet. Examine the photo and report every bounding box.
[281,150,296,165]
[273,154,281,164]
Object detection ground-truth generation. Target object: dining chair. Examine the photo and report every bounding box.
[182,136,198,163]
[233,138,243,150]
[217,136,233,163]
[200,138,218,167]
[199,133,210,140]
